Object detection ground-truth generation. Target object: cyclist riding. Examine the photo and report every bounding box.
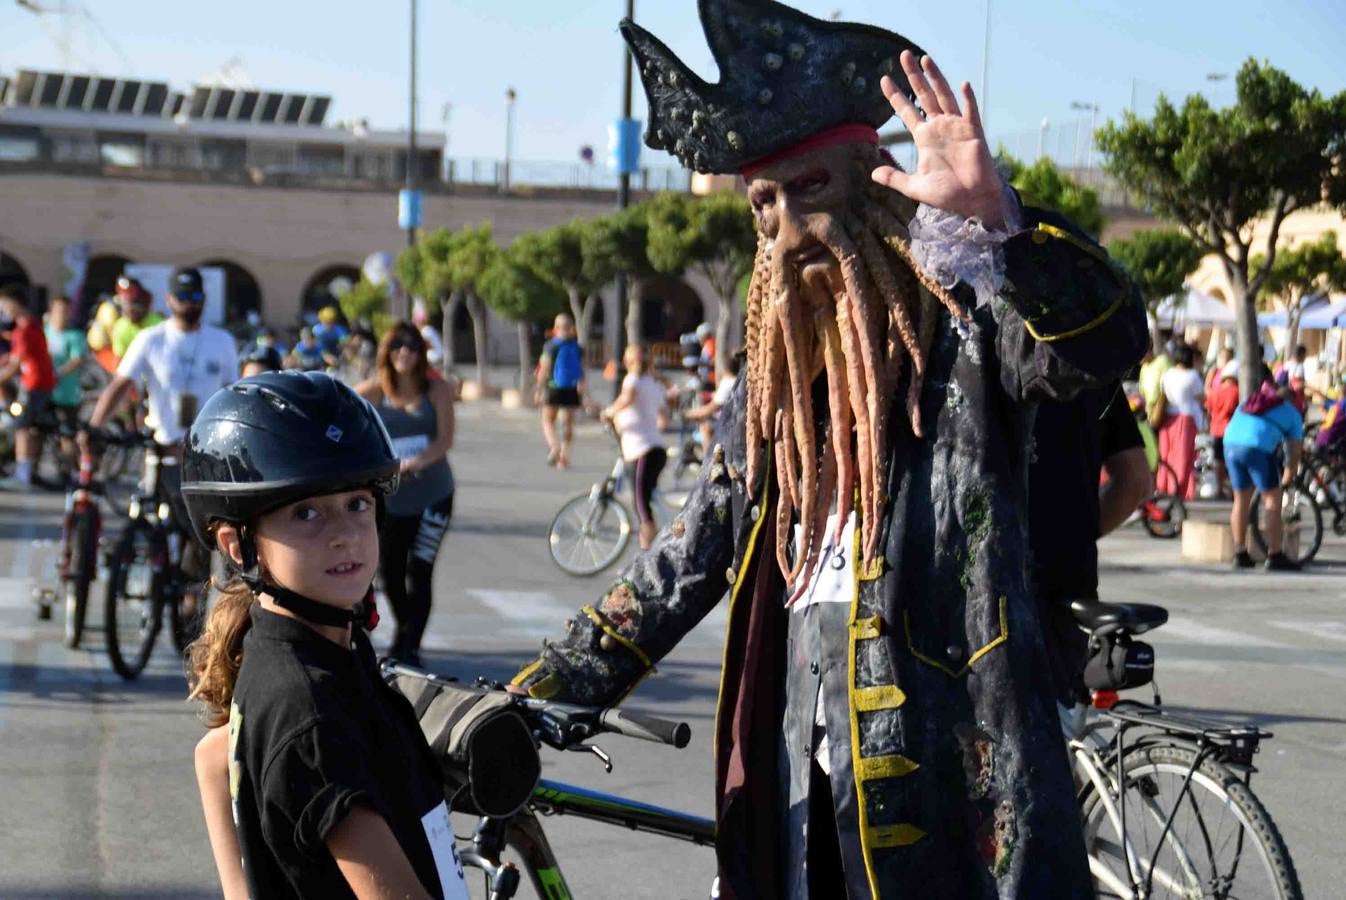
[86,267,239,618]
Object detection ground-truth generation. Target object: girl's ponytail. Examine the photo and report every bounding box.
[187,575,255,728]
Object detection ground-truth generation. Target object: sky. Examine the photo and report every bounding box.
[2,0,1344,171]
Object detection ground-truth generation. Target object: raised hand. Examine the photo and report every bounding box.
[871,50,1006,228]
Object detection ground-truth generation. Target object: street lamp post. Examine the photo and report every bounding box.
[504,87,517,193]
[1037,117,1050,161]
[612,0,635,397]
[403,0,419,319]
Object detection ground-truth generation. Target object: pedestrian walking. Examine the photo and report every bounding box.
[1224,364,1305,570]
[535,312,585,469]
[356,323,455,666]
[603,343,668,550]
[1156,342,1204,498]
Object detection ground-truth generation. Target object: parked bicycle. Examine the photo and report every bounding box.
[382,660,713,900]
[101,431,205,679]
[546,426,680,577]
[1065,598,1301,899]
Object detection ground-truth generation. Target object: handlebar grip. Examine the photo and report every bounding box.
[599,708,691,748]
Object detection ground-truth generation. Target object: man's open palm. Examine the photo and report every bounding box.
[872,51,1006,228]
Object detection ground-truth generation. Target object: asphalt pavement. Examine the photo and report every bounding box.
[0,399,1342,899]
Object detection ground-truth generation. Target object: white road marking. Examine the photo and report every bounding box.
[1269,619,1346,643]
[1160,616,1295,649]
[465,589,579,639]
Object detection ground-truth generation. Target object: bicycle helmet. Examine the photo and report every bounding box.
[241,343,284,374]
[183,370,398,546]
[182,371,398,626]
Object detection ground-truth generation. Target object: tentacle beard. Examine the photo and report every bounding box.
[744,146,966,602]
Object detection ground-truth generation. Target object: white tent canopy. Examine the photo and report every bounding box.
[1154,288,1237,328]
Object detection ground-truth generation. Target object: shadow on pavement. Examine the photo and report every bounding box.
[0,663,187,704]
[1162,703,1346,729]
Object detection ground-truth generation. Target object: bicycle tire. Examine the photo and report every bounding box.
[1250,486,1323,566]
[62,512,97,649]
[104,519,163,680]
[1140,461,1187,539]
[1080,743,1302,899]
[170,585,206,655]
[548,492,632,577]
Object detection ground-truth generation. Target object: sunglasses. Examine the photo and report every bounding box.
[175,292,206,304]
[389,337,423,352]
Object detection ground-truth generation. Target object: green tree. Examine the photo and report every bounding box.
[1254,230,1346,356]
[1001,156,1104,238]
[585,204,655,347]
[398,229,463,368]
[1098,58,1346,396]
[336,277,393,337]
[403,225,500,387]
[647,191,756,376]
[512,221,607,349]
[1108,228,1206,351]
[479,247,568,395]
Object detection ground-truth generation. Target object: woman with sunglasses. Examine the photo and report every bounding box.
[355,323,456,665]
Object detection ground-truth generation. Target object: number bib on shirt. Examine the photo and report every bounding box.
[791,511,857,610]
[420,800,470,899]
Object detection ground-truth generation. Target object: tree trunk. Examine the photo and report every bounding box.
[579,292,600,354]
[440,289,464,371]
[1227,269,1260,400]
[465,288,490,389]
[516,321,534,397]
[714,292,739,379]
[625,280,643,348]
[1282,289,1306,362]
[566,287,585,341]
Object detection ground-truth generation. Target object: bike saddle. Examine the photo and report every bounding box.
[1070,598,1168,636]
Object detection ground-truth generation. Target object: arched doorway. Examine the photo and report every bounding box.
[197,258,262,326]
[450,299,475,363]
[0,253,30,293]
[301,264,361,323]
[636,275,706,343]
[83,254,133,310]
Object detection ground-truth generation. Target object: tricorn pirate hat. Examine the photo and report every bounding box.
[619,0,925,175]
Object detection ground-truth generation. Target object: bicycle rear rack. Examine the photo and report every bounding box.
[1107,700,1269,768]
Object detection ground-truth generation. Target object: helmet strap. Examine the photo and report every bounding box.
[237,528,368,630]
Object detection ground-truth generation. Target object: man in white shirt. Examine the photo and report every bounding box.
[88,267,239,447]
[86,267,238,630]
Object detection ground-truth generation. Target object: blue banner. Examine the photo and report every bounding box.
[398,189,423,230]
[608,118,642,175]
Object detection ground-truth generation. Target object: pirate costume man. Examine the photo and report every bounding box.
[513,2,1146,896]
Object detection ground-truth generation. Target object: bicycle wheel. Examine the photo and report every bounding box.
[1081,743,1302,899]
[548,492,632,576]
[104,519,164,680]
[1140,491,1187,540]
[62,511,97,649]
[1250,486,1323,566]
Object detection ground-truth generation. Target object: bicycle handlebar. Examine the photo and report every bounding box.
[598,707,691,748]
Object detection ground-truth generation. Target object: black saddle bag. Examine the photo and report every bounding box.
[1083,634,1155,693]
[388,672,542,819]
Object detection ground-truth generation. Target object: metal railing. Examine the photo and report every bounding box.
[447,157,691,194]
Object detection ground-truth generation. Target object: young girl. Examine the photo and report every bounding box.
[602,343,668,549]
[184,371,467,899]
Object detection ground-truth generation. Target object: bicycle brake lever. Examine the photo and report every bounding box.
[567,742,612,773]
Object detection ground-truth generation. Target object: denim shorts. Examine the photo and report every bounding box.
[1223,444,1280,492]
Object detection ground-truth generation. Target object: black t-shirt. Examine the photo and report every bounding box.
[1028,381,1142,602]
[228,605,465,899]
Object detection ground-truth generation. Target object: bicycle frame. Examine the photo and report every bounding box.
[463,779,715,899]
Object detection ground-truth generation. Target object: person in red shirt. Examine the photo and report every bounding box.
[0,286,58,486]
[1207,360,1242,497]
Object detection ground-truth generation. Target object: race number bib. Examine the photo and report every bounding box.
[791,511,857,610]
[391,434,430,462]
[420,800,469,899]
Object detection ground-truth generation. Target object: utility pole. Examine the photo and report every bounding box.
[612,0,636,397]
[979,0,991,123]
[1070,101,1099,175]
[503,87,517,193]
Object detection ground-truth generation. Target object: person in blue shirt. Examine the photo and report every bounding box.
[1223,363,1304,570]
[312,306,349,364]
[534,313,586,469]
